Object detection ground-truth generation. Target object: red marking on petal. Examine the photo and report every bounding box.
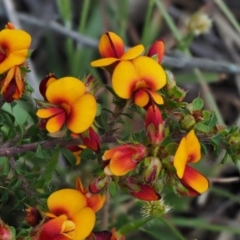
[0,50,6,63]
[130,184,161,201]
[181,165,209,194]
[99,32,124,58]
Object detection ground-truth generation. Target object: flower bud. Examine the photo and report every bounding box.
[89,176,110,194]
[0,219,13,240]
[141,198,171,218]
[147,39,164,63]
[5,22,15,29]
[39,73,57,99]
[80,127,101,153]
[145,105,164,145]
[228,134,240,149]
[124,177,161,201]
[165,71,176,90]
[143,157,162,183]
[188,12,212,36]
[25,207,42,227]
[180,115,196,131]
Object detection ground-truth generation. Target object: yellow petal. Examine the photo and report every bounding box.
[181,165,209,194]
[90,58,118,67]
[0,50,29,74]
[0,29,31,52]
[46,112,66,133]
[99,32,124,58]
[36,108,64,118]
[173,137,188,179]
[68,93,96,133]
[185,130,201,163]
[112,60,138,99]
[132,56,166,91]
[148,90,164,105]
[134,89,149,107]
[46,77,86,105]
[70,207,96,240]
[121,45,144,60]
[48,189,87,216]
[0,29,31,74]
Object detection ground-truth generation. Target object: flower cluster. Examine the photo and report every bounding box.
[88,31,209,200]
[0,24,221,240]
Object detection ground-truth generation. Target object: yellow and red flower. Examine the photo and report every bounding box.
[36,77,97,134]
[38,189,95,240]
[173,130,209,196]
[91,32,144,68]
[112,56,166,107]
[145,104,164,145]
[76,177,106,212]
[147,39,164,63]
[0,28,31,74]
[1,65,25,102]
[102,144,148,176]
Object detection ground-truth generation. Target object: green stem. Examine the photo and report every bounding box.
[119,0,128,42]
[79,0,91,33]
[155,0,182,42]
[119,216,153,235]
[214,0,240,34]
[72,0,91,76]
[161,217,186,240]
[211,186,240,205]
[141,0,155,46]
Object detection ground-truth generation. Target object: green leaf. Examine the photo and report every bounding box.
[220,151,229,164]
[206,113,218,129]
[202,110,211,120]
[211,132,224,145]
[200,143,208,155]
[194,122,210,133]
[44,149,59,182]
[61,147,76,166]
[160,135,173,147]
[0,157,10,176]
[109,181,119,197]
[192,98,204,110]
[8,128,17,140]
[165,142,178,155]
[119,217,154,235]
[96,103,102,116]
